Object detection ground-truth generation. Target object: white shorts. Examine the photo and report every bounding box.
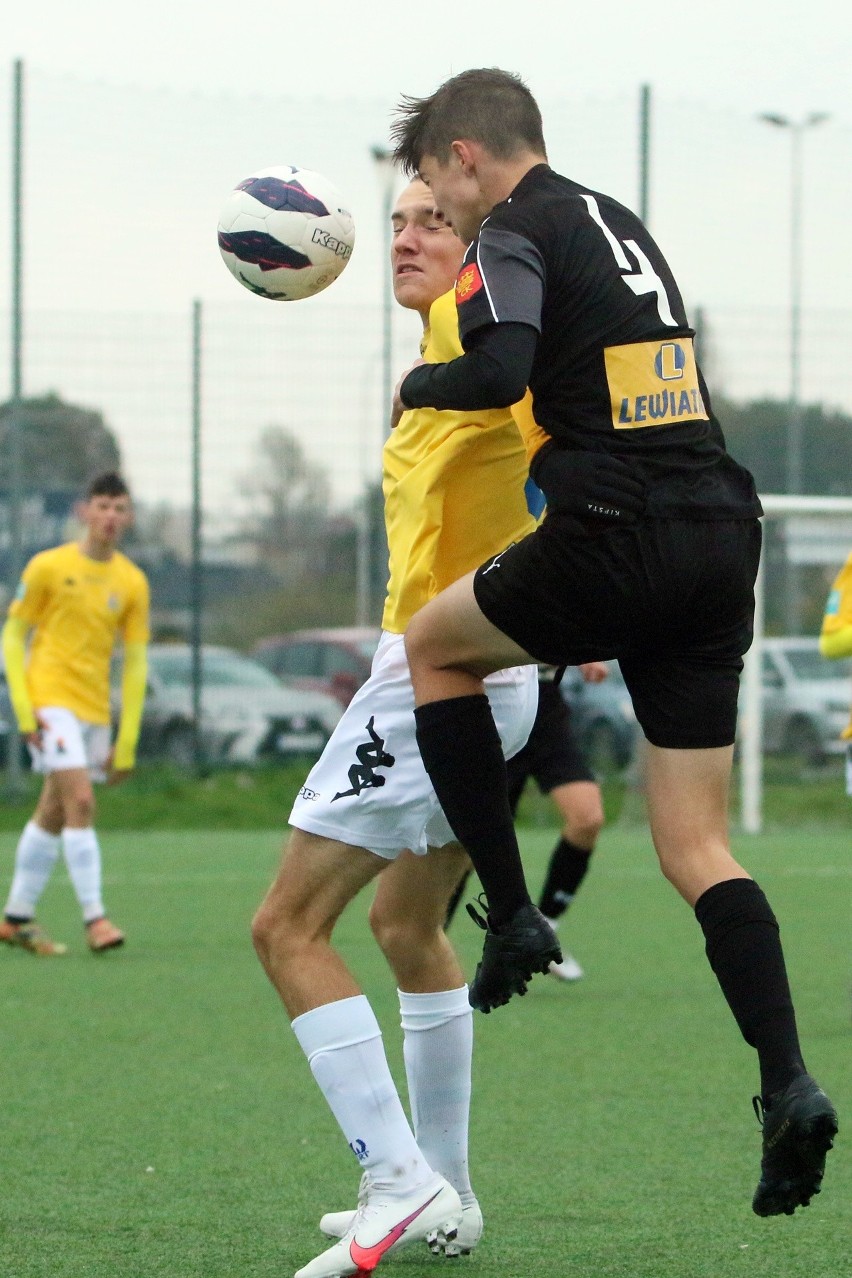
[289,631,538,859]
[28,706,112,782]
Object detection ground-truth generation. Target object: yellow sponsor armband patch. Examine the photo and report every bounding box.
[605,337,709,430]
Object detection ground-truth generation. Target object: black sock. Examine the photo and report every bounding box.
[415,695,531,927]
[694,878,806,1099]
[444,869,472,930]
[538,838,593,920]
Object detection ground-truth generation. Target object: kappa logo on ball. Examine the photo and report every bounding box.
[455,263,484,303]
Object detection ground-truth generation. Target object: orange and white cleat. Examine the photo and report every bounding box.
[86,917,126,952]
[0,918,68,956]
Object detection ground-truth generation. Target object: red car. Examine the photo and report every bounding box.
[252,628,381,708]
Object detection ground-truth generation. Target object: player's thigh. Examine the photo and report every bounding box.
[50,766,96,823]
[372,844,471,937]
[404,570,535,685]
[32,773,67,832]
[259,827,387,942]
[644,742,736,871]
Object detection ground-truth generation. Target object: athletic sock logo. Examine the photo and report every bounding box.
[332,717,395,800]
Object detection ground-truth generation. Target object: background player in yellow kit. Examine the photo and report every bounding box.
[251,178,540,1278]
[0,471,150,956]
[819,550,852,795]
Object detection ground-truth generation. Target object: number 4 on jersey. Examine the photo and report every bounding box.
[580,194,676,327]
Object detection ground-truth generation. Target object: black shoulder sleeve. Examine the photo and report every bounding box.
[456,225,545,341]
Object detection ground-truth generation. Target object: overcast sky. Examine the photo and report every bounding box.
[7,0,852,120]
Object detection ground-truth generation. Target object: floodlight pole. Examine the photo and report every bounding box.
[758,111,829,633]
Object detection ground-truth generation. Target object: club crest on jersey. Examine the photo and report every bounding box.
[604,337,709,430]
[455,263,484,303]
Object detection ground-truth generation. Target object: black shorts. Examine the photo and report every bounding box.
[506,679,594,811]
[474,516,762,750]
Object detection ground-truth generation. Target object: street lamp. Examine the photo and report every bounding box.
[758,111,829,495]
[758,111,829,633]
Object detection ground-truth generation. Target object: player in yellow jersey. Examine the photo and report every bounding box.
[251,179,540,1278]
[0,472,149,956]
[819,551,852,795]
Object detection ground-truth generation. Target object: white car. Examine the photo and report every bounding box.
[129,644,342,766]
[757,637,852,765]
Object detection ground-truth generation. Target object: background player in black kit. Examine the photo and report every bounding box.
[445,662,606,986]
[389,67,837,1219]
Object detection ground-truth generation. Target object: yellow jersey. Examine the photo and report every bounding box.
[382,290,538,633]
[820,552,852,740]
[8,542,150,724]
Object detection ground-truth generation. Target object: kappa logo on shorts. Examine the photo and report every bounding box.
[332,716,395,801]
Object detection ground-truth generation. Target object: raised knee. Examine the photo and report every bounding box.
[251,897,293,968]
[368,899,407,958]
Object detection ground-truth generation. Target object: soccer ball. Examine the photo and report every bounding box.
[217,165,355,301]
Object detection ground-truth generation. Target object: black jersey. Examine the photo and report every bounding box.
[454,165,760,520]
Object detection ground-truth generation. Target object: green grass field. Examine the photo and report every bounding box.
[0,818,848,1278]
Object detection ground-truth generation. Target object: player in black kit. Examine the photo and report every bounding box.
[389,67,837,1218]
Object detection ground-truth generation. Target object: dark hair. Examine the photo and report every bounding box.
[391,68,546,176]
[86,471,130,500]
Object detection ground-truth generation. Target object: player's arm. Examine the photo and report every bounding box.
[819,559,852,659]
[399,225,543,412]
[1,615,38,735]
[400,321,537,411]
[112,572,151,773]
[112,643,148,771]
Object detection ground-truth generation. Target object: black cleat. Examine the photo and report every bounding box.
[466,898,562,1013]
[752,1073,838,1217]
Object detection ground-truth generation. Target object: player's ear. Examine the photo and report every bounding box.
[73,499,88,524]
[450,140,476,174]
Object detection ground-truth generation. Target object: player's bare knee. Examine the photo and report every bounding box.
[565,814,603,849]
[251,894,302,969]
[65,790,95,827]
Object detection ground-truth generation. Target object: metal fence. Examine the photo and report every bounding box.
[2,67,852,800]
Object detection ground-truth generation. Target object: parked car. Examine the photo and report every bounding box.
[755,637,852,766]
[559,661,638,773]
[252,627,381,707]
[125,644,342,767]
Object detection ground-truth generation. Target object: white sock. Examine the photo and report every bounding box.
[5,822,61,918]
[399,986,475,1206]
[292,994,434,1197]
[62,827,105,924]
